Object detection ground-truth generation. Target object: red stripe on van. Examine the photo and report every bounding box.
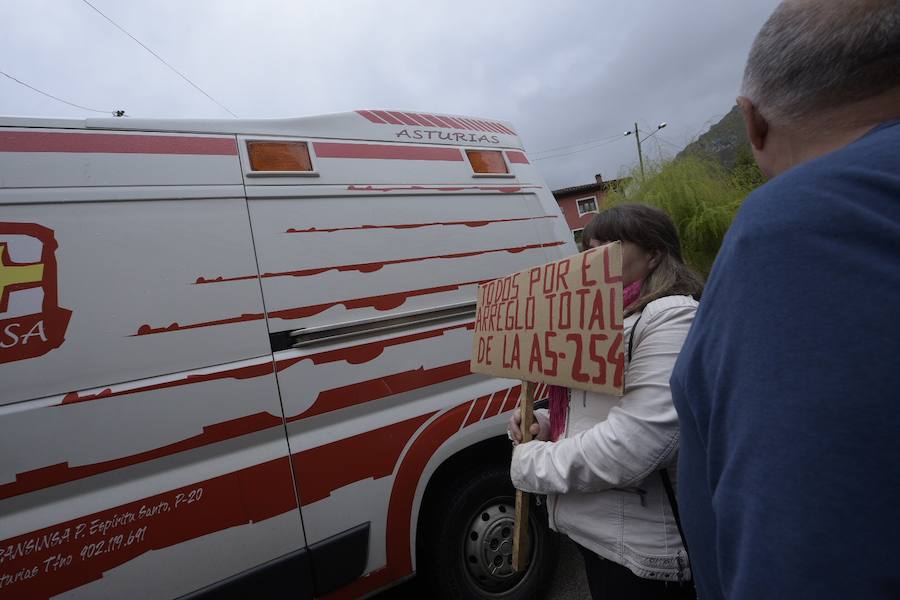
[312,142,462,161]
[385,403,471,576]
[134,311,265,335]
[61,360,277,405]
[135,279,487,336]
[268,279,486,319]
[0,411,285,501]
[356,110,388,124]
[467,119,492,132]
[292,413,433,505]
[486,121,504,133]
[492,388,512,415]
[4,362,471,503]
[386,111,419,126]
[457,118,480,130]
[475,120,499,133]
[400,112,434,127]
[290,361,471,421]
[370,110,405,125]
[1,404,469,597]
[491,122,512,135]
[482,391,506,420]
[506,150,530,164]
[0,457,298,599]
[463,395,491,427]
[285,214,555,233]
[429,114,455,127]
[413,114,443,127]
[194,241,566,285]
[356,112,517,135]
[346,184,542,193]
[446,116,470,129]
[73,322,474,405]
[480,120,503,133]
[501,385,521,413]
[319,405,472,600]
[423,114,456,128]
[406,113,439,127]
[441,116,467,129]
[0,131,238,155]
[302,320,473,368]
[1,325,476,504]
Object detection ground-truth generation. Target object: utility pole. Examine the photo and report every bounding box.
[624,121,666,179]
[633,121,645,178]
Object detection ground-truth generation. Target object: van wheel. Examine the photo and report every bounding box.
[420,463,558,599]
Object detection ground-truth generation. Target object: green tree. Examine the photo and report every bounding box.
[730,147,767,193]
[603,156,762,276]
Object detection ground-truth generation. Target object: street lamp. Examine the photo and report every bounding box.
[624,121,667,178]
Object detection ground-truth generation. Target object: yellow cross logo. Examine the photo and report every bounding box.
[0,243,44,313]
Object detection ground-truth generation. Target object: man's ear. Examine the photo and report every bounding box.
[737,96,768,151]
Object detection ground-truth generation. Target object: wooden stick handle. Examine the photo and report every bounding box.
[512,381,536,572]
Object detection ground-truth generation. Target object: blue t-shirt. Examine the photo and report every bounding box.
[671,119,900,599]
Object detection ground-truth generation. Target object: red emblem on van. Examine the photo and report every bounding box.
[0,223,72,364]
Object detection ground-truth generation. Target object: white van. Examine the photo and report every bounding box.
[0,109,575,599]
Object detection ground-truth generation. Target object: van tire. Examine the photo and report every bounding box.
[420,463,558,599]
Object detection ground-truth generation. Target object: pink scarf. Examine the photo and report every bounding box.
[623,279,643,308]
[548,385,569,441]
[548,279,644,441]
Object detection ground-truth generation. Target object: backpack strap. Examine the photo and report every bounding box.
[627,312,642,363]
[660,469,690,557]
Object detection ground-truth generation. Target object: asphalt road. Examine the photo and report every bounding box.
[371,535,589,599]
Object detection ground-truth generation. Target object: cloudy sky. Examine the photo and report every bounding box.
[1,0,780,189]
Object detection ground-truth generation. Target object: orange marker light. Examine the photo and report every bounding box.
[466,149,509,174]
[247,141,313,171]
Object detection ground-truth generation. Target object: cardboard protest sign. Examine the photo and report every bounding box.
[470,242,625,396]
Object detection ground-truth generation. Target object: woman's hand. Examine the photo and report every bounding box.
[508,410,550,443]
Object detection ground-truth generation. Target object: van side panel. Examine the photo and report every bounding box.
[0,128,306,598]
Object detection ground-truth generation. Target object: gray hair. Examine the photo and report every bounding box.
[741,0,900,124]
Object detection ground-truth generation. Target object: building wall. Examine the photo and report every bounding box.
[557,192,603,232]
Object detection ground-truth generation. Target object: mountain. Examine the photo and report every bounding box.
[677,104,749,169]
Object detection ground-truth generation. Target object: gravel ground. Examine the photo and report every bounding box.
[371,535,589,599]
[540,536,590,599]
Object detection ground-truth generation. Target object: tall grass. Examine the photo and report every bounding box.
[603,156,761,276]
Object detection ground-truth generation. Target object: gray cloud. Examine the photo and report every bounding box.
[1,0,779,189]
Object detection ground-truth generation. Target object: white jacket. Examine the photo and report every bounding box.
[510,295,697,581]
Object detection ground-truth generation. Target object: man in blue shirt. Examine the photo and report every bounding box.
[670,1,900,598]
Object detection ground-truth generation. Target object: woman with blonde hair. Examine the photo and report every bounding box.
[509,203,702,599]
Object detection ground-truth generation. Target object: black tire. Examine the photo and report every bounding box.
[419,462,559,599]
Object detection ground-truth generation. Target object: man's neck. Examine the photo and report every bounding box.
[771,91,900,176]
[776,123,876,173]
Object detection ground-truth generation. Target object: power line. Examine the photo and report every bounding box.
[0,68,119,115]
[655,134,685,152]
[530,132,624,156]
[79,0,238,118]
[532,135,625,161]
